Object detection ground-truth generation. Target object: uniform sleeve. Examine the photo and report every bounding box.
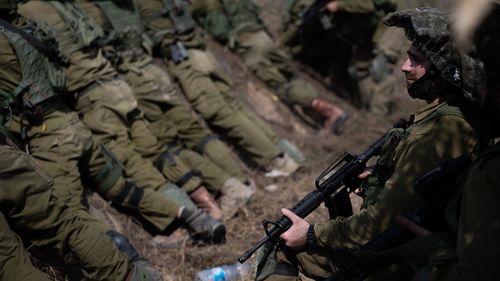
[335,0,375,13]
[314,115,479,248]
[434,155,500,281]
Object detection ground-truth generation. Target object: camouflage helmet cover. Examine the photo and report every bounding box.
[384,7,485,102]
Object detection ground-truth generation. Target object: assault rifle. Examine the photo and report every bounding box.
[237,120,407,264]
[325,155,471,281]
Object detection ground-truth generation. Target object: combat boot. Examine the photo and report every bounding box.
[189,186,223,220]
[126,260,164,281]
[180,208,226,244]
[311,98,348,135]
[219,177,256,220]
[265,153,300,178]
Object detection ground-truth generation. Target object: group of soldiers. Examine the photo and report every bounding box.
[1,0,499,280]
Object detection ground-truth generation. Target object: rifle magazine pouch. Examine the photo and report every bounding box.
[255,242,279,281]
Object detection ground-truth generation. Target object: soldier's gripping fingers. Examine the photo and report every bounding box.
[280,208,310,249]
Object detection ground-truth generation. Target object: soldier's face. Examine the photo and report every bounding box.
[401,46,432,88]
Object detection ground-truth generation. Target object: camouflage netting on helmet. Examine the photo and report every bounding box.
[384,7,485,102]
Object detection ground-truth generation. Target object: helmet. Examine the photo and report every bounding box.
[384,7,485,103]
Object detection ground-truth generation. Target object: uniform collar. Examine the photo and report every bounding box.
[411,100,447,123]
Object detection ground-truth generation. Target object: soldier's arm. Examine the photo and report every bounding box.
[312,115,479,249]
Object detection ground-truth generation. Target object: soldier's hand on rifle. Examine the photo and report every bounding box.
[354,170,373,196]
[280,208,310,249]
[323,1,339,13]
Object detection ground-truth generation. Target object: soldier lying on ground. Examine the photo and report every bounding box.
[190,0,349,135]
[134,0,305,176]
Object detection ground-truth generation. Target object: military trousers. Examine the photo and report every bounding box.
[0,144,130,281]
[0,212,52,281]
[22,101,179,232]
[235,30,318,108]
[121,62,246,190]
[165,48,282,168]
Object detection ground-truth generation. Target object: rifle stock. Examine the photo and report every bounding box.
[237,120,407,264]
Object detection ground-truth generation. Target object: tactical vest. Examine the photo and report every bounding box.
[0,23,67,121]
[93,1,153,70]
[49,1,104,57]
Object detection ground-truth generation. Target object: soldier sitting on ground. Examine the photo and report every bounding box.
[255,7,485,281]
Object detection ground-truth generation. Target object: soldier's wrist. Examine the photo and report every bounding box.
[306,224,317,248]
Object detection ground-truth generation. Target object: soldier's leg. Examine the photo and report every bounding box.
[74,79,171,192]
[236,30,292,88]
[162,105,248,181]
[217,30,343,135]
[166,51,282,168]
[0,144,131,281]
[175,148,231,191]
[0,213,51,281]
[130,63,248,180]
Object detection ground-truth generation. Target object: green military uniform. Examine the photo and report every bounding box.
[0,212,52,281]
[260,101,481,281]
[4,6,188,233]
[282,0,383,108]
[190,0,333,120]
[75,0,248,194]
[0,140,130,281]
[424,143,500,281]
[18,0,213,196]
[134,0,297,169]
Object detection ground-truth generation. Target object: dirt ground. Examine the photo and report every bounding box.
[43,1,424,280]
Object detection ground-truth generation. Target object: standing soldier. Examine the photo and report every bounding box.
[255,7,485,281]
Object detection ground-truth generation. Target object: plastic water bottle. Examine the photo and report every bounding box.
[193,262,252,281]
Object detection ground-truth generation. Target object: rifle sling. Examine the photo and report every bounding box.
[0,18,60,64]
